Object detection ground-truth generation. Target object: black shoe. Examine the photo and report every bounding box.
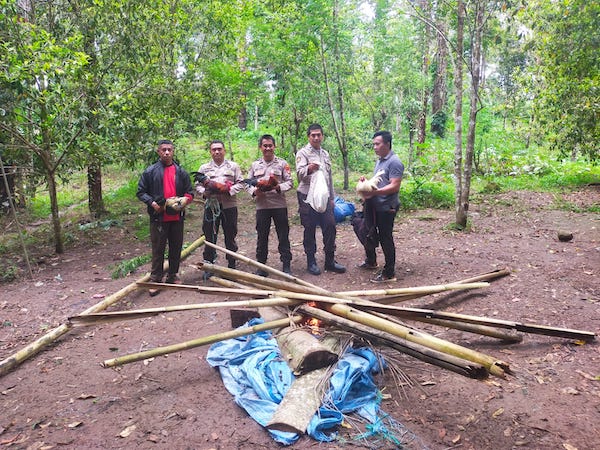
[356,261,378,270]
[255,269,268,277]
[202,271,213,281]
[228,261,236,269]
[325,261,346,274]
[370,272,397,283]
[282,263,292,275]
[307,262,321,275]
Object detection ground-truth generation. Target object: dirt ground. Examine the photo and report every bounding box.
[1,187,599,450]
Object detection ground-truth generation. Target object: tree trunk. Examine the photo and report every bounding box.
[460,1,485,228]
[416,0,432,149]
[47,170,63,254]
[87,161,106,218]
[431,18,449,138]
[319,2,350,190]
[454,0,467,228]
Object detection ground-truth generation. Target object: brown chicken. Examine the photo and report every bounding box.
[243,174,279,192]
[194,172,233,194]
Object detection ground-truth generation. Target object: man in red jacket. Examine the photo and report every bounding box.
[137,140,194,295]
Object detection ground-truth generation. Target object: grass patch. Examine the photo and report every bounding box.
[110,253,152,279]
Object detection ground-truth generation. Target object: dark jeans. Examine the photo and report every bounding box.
[256,208,292,264]
[150,219,184,281]
[202,205,238,266]
[297,191,336,262]
[365,208,398,277]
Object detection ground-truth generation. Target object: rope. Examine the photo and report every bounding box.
[204,197,221,241]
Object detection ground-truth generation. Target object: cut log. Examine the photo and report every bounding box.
[266,335,342,434]
[276,327,337,375]
[266,367,330,434]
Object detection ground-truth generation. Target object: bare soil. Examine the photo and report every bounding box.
[1,187,599,450]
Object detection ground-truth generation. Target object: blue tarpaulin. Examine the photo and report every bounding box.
[206,318,387,445]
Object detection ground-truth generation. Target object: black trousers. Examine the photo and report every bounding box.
[255,208,292,264]
[297,191,336,261]
[202,205,238,266]
[365,208,398,277]
[150,219,184,281]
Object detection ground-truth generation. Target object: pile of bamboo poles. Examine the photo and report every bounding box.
[68,240,595,380]
[2,237,594,381]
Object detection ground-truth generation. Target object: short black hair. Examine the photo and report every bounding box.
[259,134,276,146]
[157,139,173,147]
[373,130,392,147]
[209,139,225,148]
[307,123,323,135]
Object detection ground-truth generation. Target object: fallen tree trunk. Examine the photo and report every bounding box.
[0,236,205,378]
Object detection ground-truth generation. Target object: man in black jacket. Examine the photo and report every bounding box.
[137,140,194,295]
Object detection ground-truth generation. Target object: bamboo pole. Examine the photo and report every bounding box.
[102,315,303,368]
[339,282,490,302]
[408,318,523,343]
[299,305,488,379]
[356,304,596,341]
[136,281,271,297]
[203,240,315,288]
[322,303,510,378]
[68,297,301,326]
[364,268,511,303]
[0,236,206,377]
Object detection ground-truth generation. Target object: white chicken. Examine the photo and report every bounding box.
[356,170,385,194]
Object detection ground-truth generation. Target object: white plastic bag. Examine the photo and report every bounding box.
[305,168,329,213]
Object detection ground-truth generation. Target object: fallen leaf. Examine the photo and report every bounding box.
[92,294,105,299]
[561,387,580,395]
[563,443,579,450]
[576,370,598,381]
[77,394,97,400]
[67,422,82,428]
[438,427,446,438]
[452,435,461,444]
[492,407,504,418]
[119,424,136,438]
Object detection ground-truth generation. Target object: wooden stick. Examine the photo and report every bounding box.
[101,315,303,368]
[0,236,206,377]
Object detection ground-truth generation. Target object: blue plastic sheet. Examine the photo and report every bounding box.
[333,196,356,223]
[206,318,385,445]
